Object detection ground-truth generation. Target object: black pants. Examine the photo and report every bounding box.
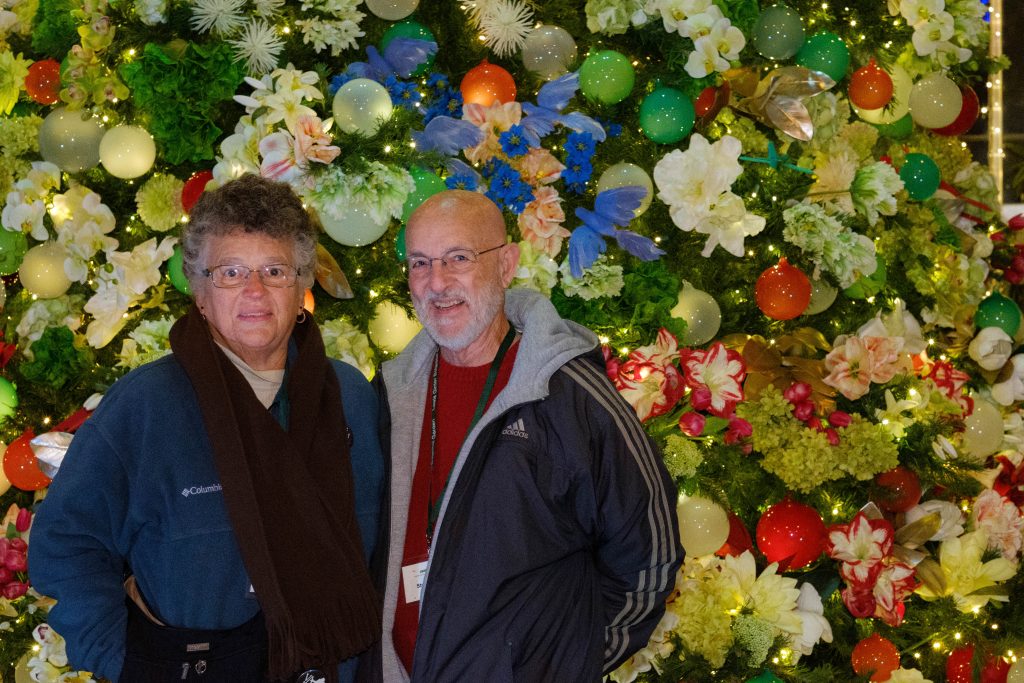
[121,599,267,682]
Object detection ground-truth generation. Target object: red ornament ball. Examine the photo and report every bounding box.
[849,59,893,110]
[872,466,923,513]
[716,511,754,557]
[852,634,901,682]
[981,655,1010,683]
[755,496,826,570]
[755,257,811,320]
[25,59,61,105]
[181,170,214,214]
[460,59,517,107]
[946,645,974,683]
[932,85,980,136]
[3,429,51,491]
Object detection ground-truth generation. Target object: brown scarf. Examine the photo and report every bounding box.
[170,306,381,682]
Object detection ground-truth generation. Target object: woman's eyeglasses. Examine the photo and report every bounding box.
[202,264,300,288]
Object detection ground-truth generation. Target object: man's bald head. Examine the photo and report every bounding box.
[407,190,507,246]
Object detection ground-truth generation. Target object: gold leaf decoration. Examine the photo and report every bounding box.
[315,243,354,300]
[729,66,836,141]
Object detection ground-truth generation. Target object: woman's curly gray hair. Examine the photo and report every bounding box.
[181,174,317,291]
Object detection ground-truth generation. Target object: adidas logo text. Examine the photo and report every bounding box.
[501,418,528,439]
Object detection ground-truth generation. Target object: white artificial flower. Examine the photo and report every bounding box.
[51,187,119,282]
[654,134,743,228]
[84,275,137,348]
[106,237,177,296]
[320,317,375,379]
[912,12,955,55]
[789,583,833,661]
[992,355,1024,406]
[135,0,167,24]
[697,191,766,258]
[901,0,945,26]
[904,500,966,541]
[478,0,533,58]
[968,327,1014,371]
[932,434,959,461]
[228,20,285,76]
[680,6,721,42]
[189,0,247,35]
[252,0,284,16]
[887,668,933,683]
[808,146,858,215]
[213,119,262,182]
[1,191,46,239]
[709,16,745,60]
[685,36,728,78]
[15,296,85,358]
[857,298,927,354]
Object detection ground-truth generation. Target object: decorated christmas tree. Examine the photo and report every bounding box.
[2,0,1023,681]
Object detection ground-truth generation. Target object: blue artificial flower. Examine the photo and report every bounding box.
[499,124,530,158]
[424,88,463,123]
[426,72,450,94]
[565,131,596,160]
[445,173,478,191]
[328,72,356,97]
[604,121,623,138]
[385,75,422,110]
[562,158,593,194]
[506,183,535,215]
[484,160,533,213]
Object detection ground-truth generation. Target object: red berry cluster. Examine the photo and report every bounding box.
[783,381,851,445]
[0,507,33,599]
[992,214,1024,284]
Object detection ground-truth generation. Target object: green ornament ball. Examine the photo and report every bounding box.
[639,87,695,144]
[168,246,192,296]
[579,50,634,105]
[746,672,783,683]
[795,32,849,82]
[874,112,914,139]
[401,167,447,222]
[843,254,887,299]
[976,292,1022,336]
[380,20,436,76]
[899,152,941,201]
[0,229,29,275]
[752,4,806,60]
[395,225,407,262]
[0,376,17,418]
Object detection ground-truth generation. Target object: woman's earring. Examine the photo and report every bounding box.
[296,308,307,324]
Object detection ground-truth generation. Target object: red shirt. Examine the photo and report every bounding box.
[393,342,519,673]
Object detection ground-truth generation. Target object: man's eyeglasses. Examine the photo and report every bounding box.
[202,264,300,288]
[406,244,505,276]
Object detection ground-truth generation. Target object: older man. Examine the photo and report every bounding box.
[374,190,681,682]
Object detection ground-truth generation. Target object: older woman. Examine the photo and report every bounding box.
[29,174,383,683]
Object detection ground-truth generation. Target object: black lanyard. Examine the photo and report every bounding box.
[426,326,516,549]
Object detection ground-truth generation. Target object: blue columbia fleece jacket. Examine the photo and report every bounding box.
[28,352,384,682]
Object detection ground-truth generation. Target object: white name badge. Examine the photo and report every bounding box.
[402,561,428,604]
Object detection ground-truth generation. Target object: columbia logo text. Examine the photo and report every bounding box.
[501,418,528,439]
[181,484,223,498]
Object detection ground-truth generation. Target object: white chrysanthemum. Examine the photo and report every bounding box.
[228,20,285,76]
[462,0,503,28]
[136,173,185,232]
[479,0,533,58]
[252,0,284,16]
[189,0,247,35]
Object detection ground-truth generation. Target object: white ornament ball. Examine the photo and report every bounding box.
[332,78,394,136]
[853,64,912,124]
[320,205,390,247]
[962,398,1004,461]
[99,124,157,179]
[20,242,72,298]
[0,442,10,496]
[368,301,421,354]
[677,495,730,557]
[670,285,722,346]
[521,25,578,80]
[37,106,105,173]
[908,71,962,129]
[365,0,418,20]
[803,278,838,315]
[596,162,654,217]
